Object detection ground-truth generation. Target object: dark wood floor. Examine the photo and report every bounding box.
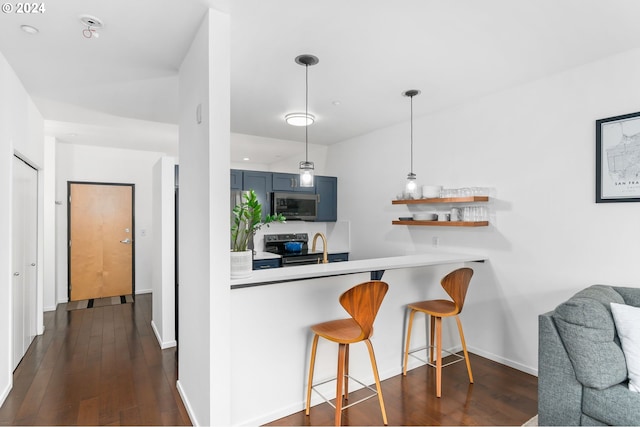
[266,353,538,426]
[0,294,190,426]
[0,294,538,426]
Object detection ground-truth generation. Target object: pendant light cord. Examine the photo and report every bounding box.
[305,63,309,163]
[410,94,414,175]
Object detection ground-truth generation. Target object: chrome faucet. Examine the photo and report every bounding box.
[311,232,328,264]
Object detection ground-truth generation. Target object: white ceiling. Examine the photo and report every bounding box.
[2,0,640,162]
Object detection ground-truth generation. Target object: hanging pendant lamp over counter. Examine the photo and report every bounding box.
[295,54,319,187]
[403,89,421,197]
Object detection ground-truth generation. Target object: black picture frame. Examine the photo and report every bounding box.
[596,111,640,203]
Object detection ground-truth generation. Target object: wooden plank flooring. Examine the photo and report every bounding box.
[0,294,190,426]
[266,353,538,426]
[1,294,537,426]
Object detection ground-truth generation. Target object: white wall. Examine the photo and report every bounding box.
[0,51,44,405]
[151,156,176,349]
[326,47,640,375]
[43,136,56,312]
[177,8,231,426]
[230,132,328,173]
[54,142,165,303]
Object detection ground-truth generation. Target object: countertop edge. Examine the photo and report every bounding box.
[230,252,487,289]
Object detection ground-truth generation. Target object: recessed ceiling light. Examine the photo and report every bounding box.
[285,112,315,126]
[20,25,39,34]
[243,157,250,161]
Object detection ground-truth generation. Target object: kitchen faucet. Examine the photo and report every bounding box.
[311,232,328,264]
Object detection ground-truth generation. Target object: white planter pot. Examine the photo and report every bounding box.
[230,250,253,279]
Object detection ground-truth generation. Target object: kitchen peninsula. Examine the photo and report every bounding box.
[231,251,487,289]
[229,250,489,425]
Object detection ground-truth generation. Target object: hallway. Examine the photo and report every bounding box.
[0,294,190,425]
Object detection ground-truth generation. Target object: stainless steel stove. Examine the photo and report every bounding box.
[263,233,325,266]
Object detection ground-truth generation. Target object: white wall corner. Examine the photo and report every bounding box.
[150,320,177,350]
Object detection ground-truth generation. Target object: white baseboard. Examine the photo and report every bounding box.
[467,345,538,376]
[176,380,198,426]
[44,305,56,312]
[0,380,11,409]
[237,401,306,427]
[135,289,152,295]
[150,320,176,349]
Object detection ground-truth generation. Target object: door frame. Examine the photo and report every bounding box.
[67,181,136,301]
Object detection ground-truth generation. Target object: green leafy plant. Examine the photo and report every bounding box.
[231,190,286,252]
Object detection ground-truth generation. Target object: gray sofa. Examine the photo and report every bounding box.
[538,285,640,426]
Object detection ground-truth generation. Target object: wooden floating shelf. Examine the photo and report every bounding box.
[392,220,489,227]
[392,196,489,205]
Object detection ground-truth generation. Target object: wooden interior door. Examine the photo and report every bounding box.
[69,183,134,301]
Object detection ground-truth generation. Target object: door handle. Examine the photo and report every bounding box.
[13,272,20,276]
[31,263,36,266]
[120,238,132,244]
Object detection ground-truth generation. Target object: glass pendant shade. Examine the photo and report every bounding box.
[299,160,315,187]
[405,172,417,196]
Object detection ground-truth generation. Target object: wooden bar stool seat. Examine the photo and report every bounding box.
[305,280,389,426]
[402,267,474,398]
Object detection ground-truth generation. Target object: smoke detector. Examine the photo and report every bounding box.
[80,15,103,38]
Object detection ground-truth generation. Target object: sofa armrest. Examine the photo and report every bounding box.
[539,312,583,426]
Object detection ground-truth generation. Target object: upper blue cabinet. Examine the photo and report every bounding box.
[231,169,338,222]
[315,176,337,222]
[272,172,315,193]
[230,169,242,190]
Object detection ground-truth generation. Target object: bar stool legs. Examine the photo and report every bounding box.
[402,267,475,398]
[403,310,473,397]
[365,340,388,425]
[306,337,388,426]
[456,315,474,384]
[305,335,319,416]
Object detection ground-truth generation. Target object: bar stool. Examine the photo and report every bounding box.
[305,280,389,426]
[402,267,474,397]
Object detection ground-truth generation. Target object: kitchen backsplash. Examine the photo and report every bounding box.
[253,220,351,254]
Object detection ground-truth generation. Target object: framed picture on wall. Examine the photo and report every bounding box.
[596,111,640,203]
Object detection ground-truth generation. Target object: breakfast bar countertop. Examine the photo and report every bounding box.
[230,251,487,289]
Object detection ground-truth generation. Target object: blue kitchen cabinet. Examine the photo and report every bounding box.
[253,258,282,270]
[230,169,243,190]
[328,252,349,263]
[242,171,272,221]
[272,172,315,193]
[315,176,337,222]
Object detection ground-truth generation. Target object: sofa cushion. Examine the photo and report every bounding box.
[552,285,627,389]
[611,302,640,393]
[582,383,640,425]
[614,286,640,308]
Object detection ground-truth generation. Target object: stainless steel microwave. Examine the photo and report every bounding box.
[271,192,318,221]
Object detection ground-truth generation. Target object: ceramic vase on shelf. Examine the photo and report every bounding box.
[230,250,252,279]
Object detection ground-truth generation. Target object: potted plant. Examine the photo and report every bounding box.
[230,190,286,278]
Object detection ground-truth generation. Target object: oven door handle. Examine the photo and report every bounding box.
[282,256,322,265]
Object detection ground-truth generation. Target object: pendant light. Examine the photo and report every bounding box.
[403,89,421,197]
[295,54,319,187]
